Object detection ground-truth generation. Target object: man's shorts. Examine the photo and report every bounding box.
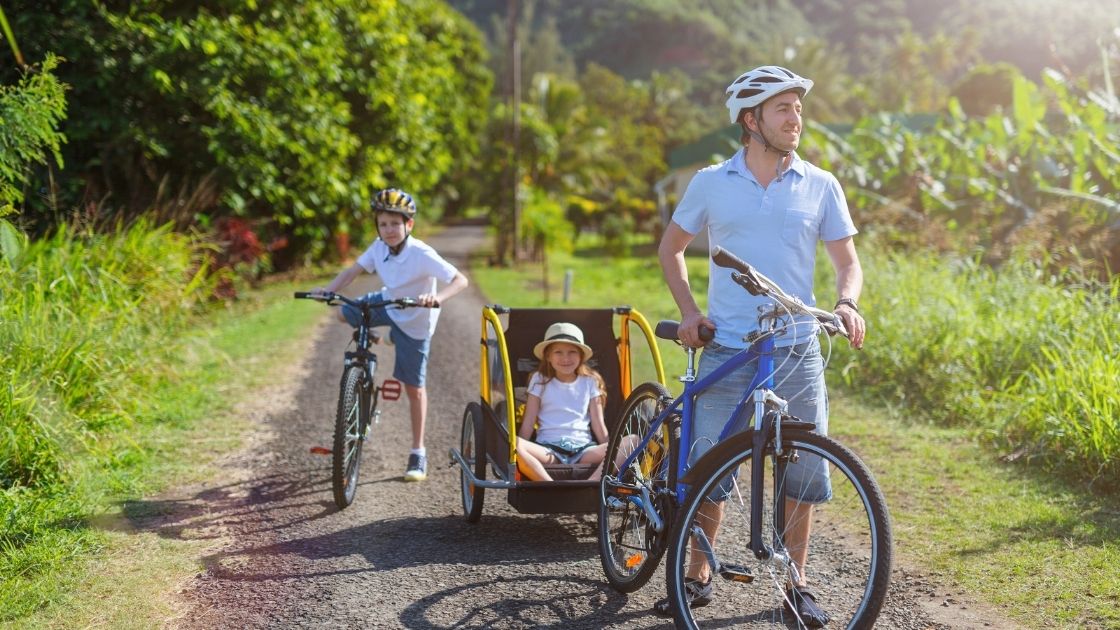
[689,337,832,504]
[341,291,430,387]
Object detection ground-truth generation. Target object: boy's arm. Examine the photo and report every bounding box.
[315,263,365,295]
[420,271,468,307]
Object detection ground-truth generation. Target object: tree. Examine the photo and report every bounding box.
[4,0,492,265]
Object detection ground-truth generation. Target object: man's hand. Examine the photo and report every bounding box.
[416,293,440,308]
[834,304,864,349]
[678,311,716,348]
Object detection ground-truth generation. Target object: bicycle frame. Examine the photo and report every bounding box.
[617,332,777,485]
[614,324,794,560]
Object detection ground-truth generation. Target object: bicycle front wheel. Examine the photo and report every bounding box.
[665,429,892,629]
[332,365,369,509]
[598,381,675,592]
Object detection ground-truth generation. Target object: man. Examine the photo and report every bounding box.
[655,65,865,626]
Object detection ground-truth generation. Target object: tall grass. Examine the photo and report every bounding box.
[0,220,208,618]
[824,249,1120,486]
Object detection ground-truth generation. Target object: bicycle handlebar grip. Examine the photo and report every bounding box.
[710,246,752,273]
[294,291,311,299]
[698,325,715,342]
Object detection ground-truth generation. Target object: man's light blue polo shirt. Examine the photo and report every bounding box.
[672,147,857,348]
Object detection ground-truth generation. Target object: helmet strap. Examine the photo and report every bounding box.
[746,107,793,182]
[387,233,410,256]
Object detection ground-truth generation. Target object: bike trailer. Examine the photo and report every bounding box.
[450,305,667,521]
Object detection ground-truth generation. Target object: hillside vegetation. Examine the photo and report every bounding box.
[1,0,1117,623]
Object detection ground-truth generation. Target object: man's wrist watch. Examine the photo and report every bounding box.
[834,298,859,313]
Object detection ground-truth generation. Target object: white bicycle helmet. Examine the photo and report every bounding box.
[724,65,814,124]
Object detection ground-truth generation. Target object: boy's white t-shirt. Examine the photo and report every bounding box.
[354,236,460,340]
[527,372,601,445]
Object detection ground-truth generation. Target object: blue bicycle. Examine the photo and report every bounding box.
[597,247,891,629]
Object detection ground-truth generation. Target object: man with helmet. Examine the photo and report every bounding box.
[656,66,866,626]
[315,188,469,481]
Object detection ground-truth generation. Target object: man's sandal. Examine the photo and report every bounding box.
[652,577,713,617]
[784,585,830,627]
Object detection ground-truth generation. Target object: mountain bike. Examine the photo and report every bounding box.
[294,291,427,509]
[597,247,891,628]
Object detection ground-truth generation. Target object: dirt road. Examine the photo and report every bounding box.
[135,224,1014,629]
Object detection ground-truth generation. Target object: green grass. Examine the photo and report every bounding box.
[822,251,1120,485]
[469,233,1120,629]
[0,219,329,624]
[12,277,327,629]
[834,395,1120,629]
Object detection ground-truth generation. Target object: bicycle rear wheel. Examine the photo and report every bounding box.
[332,365,369,509]
[598,381,675,592]
[665,429,892,629]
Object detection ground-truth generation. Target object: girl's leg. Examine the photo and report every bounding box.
[516,439,557,481]
[577,443,609,481]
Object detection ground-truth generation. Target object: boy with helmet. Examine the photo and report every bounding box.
[315,188,469,481]
[656,66,866,626]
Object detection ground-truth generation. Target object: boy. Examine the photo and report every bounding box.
[315,188,469,481]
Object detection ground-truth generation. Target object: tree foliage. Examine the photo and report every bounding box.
[805,68,1120,275]
[0,54,66,216]
[5,0,492,263]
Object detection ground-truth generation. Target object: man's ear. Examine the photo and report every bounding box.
[741,109,759,132]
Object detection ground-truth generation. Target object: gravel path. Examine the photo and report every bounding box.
[143,224,1016,629]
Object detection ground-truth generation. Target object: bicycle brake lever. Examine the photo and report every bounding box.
[731,271,768,296]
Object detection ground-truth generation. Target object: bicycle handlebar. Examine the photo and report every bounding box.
[710,246,849,339]
[655,320,715,343]
[293,291,436,309]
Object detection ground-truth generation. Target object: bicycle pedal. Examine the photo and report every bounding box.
[718,562,755,583]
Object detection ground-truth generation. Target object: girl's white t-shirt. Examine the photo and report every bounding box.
[527,373,601,445]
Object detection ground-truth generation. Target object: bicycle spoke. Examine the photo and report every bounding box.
[598,382,674,592]
[667,431,891,628]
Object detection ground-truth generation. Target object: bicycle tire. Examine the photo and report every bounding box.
[460,402,487,522]
[598,381,676,592]
[332,365,368,509]
[665,429,892,629]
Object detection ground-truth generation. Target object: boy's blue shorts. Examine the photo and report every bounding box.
[341,291,430,387]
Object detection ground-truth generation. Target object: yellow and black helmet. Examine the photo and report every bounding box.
[370,188,417,220]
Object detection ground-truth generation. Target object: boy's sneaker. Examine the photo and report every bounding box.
[403,453,427,481]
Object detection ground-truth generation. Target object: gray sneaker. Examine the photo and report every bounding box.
[404,453,427,481]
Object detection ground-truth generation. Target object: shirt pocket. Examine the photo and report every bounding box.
[781,206,819,248]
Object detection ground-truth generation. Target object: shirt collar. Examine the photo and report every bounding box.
[724,146,807,180]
